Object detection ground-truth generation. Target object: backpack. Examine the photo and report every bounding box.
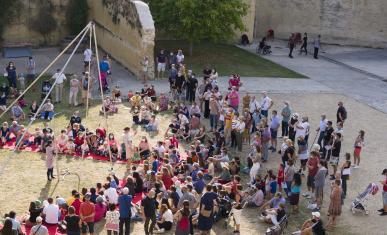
[177,212,189,230]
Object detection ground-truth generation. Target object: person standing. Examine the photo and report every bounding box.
[5,61,17,89]
[30,216,48,235]
[261,124,271,162]
[303,151,319,199]
[52,69,66,103]
[269,110,281,152]
[314,160,328,210]
[157,49,167,79]
[81,73,91,105]
[313,35,321,59]
[280,101,291,138]
[198,185,219,235]
[288,33,295,58]
[45,140,55,181]
[140,56,149,84]
[26,56,36,87]
[379,169,387,216]
[69,75,80,107]
[299,33,308,55]
[118,187,132,235]
[83,48,93,71]
[326,179,342,229]
[353,130,365,168]
[65,206,81,235]
[336,101,347,125]
[186,72,198,103]
[80,194,95,235]
[99,56,110,92]
[316,114,327,151]
[329,133,342,180]
[322,121,334,160]
[260,91,273,118]
[141,190,157,235]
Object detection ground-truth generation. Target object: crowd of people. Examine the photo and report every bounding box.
[1,47,387,235]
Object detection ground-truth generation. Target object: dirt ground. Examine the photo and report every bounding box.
[1,93,387,235]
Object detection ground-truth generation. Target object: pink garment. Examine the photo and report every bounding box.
[94,203,107,222]
[228,91,239,107]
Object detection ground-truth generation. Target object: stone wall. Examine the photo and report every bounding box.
[254,0,387,48]
[2,0,69,46]
[88,0,155,79]
[234,0,256,42]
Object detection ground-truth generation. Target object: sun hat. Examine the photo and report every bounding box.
[312,211,321,218]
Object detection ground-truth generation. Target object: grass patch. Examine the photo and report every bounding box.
[155,40,307,78]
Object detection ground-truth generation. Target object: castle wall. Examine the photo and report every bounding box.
[254,0,387,48]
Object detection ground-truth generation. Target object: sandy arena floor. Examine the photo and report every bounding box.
[1,93,387,235]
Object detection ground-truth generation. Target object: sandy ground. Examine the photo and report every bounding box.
[1,93,387,235]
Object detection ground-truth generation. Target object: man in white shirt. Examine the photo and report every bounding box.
[176,49,185,64]
[249,96,260,114]
[83,48,93,70]
[296,116,310,144]
[42,198,59,224]
[104,184,119,204]
[260,91,273,117]
[52,69,67,103]
[316,114,327,150]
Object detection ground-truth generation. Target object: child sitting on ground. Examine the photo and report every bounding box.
[65,139,75,155]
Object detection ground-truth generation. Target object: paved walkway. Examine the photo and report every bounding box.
[239,41,387,113]
[0,48,332,97]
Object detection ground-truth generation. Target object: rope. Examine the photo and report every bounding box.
[0,24,91,120]
[0,23,92,176]
[85,24,93,118]
[92,23,114,169]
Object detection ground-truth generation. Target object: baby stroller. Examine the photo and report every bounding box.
[214,198,232,223]
[351,183,379,215]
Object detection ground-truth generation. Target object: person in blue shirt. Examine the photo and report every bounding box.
[118,187,133,235]
[269,175,278,197]
[151,155,159,172]
[190,163,200,182]
[193,171,205,194]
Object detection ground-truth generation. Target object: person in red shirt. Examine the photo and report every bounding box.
[303,151,320,199]
[161,167,173,190]
[80,193,95,234]
[71,193,82,215]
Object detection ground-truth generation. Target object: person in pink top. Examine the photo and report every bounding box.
[228,86,239,112]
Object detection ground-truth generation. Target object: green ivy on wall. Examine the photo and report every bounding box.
[0,0,23,42]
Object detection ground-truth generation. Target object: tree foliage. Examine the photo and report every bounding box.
[0,0,23,42]
[66,0,89,35]
[30,0,57,44]
[148,0,248,54]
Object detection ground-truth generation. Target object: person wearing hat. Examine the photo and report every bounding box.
[379,169,387,215]
[141,189,157,235]
[30,216,48,235]
[294,211,325,235]
[80,193,95,235]
[217,162,232,184]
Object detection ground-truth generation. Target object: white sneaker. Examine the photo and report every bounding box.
[354,165,360,169]
[306,194,312,199]
[302,192,309,197]
[154,229,165,234]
